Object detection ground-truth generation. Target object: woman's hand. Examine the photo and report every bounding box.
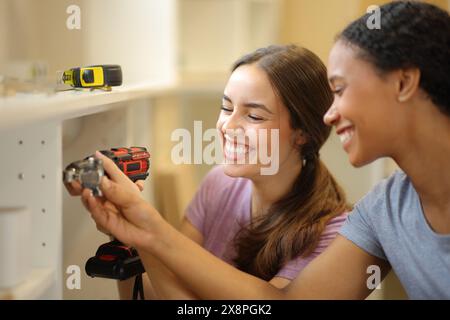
[73,151,160,249]
[64,151,145,196]
[81,174,160,249]
[64,151,146,236]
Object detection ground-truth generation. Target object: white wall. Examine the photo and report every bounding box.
[81,0,177,85]
[179,0,280,76]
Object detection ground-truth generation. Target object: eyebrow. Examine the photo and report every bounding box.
[328,75,344,84]
[222,94,274,114]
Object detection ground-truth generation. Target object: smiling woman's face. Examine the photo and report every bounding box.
[216,63,302,179]
[324,41,406,167]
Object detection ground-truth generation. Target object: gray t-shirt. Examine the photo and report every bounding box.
[339,170,450,299]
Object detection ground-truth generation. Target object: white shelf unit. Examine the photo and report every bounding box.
[0,85,165,299]
[0,268,55,300]
[0,78,228,300]
[0,83,174,131]
[0,0,180,299]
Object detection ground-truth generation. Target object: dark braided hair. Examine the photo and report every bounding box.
[338,1,450,116]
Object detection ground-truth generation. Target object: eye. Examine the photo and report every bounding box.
[248,114,264,121]
[220,105,233,113]
[332,87,345,96]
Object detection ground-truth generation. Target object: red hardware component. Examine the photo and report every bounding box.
[99,147,150,182]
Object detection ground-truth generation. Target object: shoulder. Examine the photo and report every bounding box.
[343,170,414,243]
[315,212,349,249]
[193,165,251,215]
[185,165,251,234]
[337,171,412,260]
[353,170,411,217]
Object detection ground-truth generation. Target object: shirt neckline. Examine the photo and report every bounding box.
[412,181,450,242]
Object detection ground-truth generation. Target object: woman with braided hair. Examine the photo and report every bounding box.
[80,1,450,299]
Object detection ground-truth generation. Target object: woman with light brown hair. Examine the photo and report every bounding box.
[68,44,350,298]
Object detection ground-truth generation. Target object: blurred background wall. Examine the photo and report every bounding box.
[1,0,448,299]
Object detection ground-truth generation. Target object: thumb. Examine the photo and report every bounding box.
[100,175,139,209]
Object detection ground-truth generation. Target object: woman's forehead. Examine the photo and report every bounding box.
[328,42,353,78]
[327,41,376,82]
[225,65,279,106]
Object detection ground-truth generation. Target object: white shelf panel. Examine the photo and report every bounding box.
[0,268,55,300]
[0,77,227,132]
[0,82,174,131]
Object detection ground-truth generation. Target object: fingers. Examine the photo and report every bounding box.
[94,151,130,185]
[65,181,83,196]
[81,189,114,236]
[81,190,90,211]
[99,175,140,209]
[84,191,137,246]
[84,190,112,234]
[135,180,145,192]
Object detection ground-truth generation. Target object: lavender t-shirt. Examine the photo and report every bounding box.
[186,165,347,280]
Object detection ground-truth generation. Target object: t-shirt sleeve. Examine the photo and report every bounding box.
[339,183,388,260]
[275,213,348,280]
[185,166,222,235]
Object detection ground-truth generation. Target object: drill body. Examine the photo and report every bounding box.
[63,147,150,283]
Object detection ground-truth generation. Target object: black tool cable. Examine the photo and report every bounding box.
[132,273,145,300]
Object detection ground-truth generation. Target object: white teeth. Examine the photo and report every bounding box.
[225,142,248,155]
[339,129,354,144]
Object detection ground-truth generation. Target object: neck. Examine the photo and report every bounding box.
[393,102,450,219]
[250,158,302,219]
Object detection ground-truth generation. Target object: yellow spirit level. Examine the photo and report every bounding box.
[61,64,122,89]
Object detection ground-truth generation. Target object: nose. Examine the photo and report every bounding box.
[323,103,340,127]
[220,111,244,134]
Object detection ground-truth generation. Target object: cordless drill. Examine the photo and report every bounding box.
[63,147,150,299]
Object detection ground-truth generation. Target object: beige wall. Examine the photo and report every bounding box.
[280,0,359,63]
[280,0,449,64]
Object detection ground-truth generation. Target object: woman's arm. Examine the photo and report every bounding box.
[116,272,155,300]
[137,218,203,299]
[84,177,391,299]
[149,215,391,299]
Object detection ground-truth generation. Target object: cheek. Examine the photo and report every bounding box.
[216,115,223,130]
[216,115,226,134]
[278,131,295,157]
[264,123,293,156]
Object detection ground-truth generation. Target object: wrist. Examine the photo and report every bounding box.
[134,202,168,254]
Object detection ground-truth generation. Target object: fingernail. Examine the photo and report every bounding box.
[95,151,102,158]
[89,190,94,197]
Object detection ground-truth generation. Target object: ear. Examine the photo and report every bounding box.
[293,129,307,147]
[396,68,421,103]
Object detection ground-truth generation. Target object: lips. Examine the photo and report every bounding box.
[336,126,354,147]
[223,135,252,161]
[224,140,249,160]
[225,141,248,154]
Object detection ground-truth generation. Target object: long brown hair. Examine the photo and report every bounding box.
[231,45,350,281]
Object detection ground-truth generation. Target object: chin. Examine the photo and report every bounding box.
[222,163,260,178]
[348,150,380,168]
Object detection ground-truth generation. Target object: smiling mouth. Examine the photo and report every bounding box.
[337,127,354,146]
[222,133,255,161]
[223,139,250,160]
[225,142,248,155]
